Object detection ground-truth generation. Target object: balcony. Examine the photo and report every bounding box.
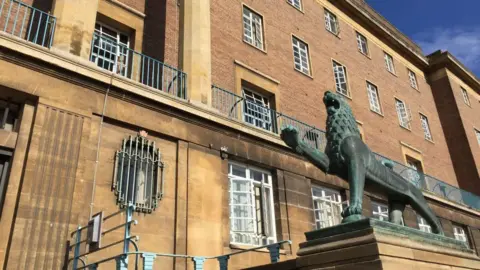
[212,85,480,211]
[90,32,187,100]
[0,0,56,48]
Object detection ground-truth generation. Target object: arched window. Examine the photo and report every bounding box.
[113,132,164,213]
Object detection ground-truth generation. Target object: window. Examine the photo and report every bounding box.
[242,88,273,132]
[287,0,302,10]
[453,224,470,248]
[356,32,368,55]
[475,129,480,146]
[0,149,13,217]
[243,6,264,50]
[384,52,395,74]
[420,114,432,141]
[417,216,432,233]
[408,69,418,90]
[113,132,165,213]
[312,186,343,229]
[91,23,130,76]
[0,99,19,132]
[229,162,276,246]
[461,87,471,106]
[366,82,382,114]
[395,99,410,129]
[406,156,423,187]
[332,61,349,97]
[371,201,389,221]
[292,36,311,75]
[324,9,339,35]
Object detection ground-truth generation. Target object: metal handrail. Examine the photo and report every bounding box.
[0,0,56,47]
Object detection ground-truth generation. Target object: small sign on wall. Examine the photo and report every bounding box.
[87,211,104,252]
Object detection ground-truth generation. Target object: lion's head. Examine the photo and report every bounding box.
[323,91,360,139]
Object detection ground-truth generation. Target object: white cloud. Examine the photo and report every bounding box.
[414,27,480,74]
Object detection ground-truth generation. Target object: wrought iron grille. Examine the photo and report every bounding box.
[113,134,164,213]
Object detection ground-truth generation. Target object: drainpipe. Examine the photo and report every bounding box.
[89,74,113,219]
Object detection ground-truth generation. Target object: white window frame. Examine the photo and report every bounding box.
[287,0,302,10]
[371,201,389,221]
[332,61,349,97]
[292,36,311,75]
[475,128,480,147]
[324,9,339,35]
[461,87,471,106]
[312,186,343,229]
[395,98,410,129]
[91,22,130,76]
[453,224,470,248]
[420,114,433,141]
[242,6,264,50]
[228,162,277,246]
[417,216,432,233]
[384,52,395,74]
[366,81,382,114]
[356,32,368,55]
[242,88,273,132]
[408,69,418,90]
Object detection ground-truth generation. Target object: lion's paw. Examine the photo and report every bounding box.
[280,125,300,149]
[341,204,362,218]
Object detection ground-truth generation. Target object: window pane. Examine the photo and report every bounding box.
[367,82,381,113]
[312,186,342,229]
[333,61,349,96]
[292,37,310,75]
[395,99,409,128]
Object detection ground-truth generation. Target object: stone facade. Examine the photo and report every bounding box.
[0,0,478,269]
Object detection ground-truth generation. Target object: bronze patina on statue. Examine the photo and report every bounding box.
[281,91,444,235]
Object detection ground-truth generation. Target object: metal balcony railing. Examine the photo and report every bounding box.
[90,32,187,99]
[212,85,327,152]
[0,0,56,48]
[212,85,480,211]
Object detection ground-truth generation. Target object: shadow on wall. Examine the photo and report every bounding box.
[32,0,53,12]
[143,0,167,62]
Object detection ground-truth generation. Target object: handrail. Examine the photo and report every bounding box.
[0,0,56,48]
[211,85,480,211]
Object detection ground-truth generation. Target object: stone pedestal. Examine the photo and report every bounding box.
[248,219,480,270]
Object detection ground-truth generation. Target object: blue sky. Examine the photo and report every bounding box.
[366,0,480,77]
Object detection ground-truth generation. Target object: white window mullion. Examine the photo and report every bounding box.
[293,37,310,75]
[395,99,410,129]
[367,82,381,114]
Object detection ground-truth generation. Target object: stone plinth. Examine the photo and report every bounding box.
[247,218,480,270]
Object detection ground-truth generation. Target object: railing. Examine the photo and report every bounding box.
[212,85,480,211]
[90,32,187,99]
[212,85,327,152]
[0,0,56,48]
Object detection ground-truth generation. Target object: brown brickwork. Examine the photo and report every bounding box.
[210,0,458,186]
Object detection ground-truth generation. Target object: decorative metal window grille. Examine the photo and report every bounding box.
[91,23,130,76]
[420,114,432,141]
[384,52,395,74]
[371,201,389,221]
[287,0,302,10]
[229,162,276,246]
[242,88,273,132]
[292,36,310,75]
[461,87,471,106]
[395,99,410,129]
[243,6,264,50]
[453,225,470,247]
[324,9,339,35]
[0,99,19,132]
[356,32,368,55]
[408,69,418,89]
[333,61,349,97]
[475,129,480,146]
[113,132,164,213]
[417,216,432,233]
[367,82,382,114]
[312,186,343,229]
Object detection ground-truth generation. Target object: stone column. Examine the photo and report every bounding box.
[51,0,99,59]
[180,0,212,106]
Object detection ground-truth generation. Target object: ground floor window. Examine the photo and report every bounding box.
[371,201,389,221]
[453,224,470,248]
[312,186,343,229]
[417,215,432,233]
[0,149,12,216]
[228,162,276,246]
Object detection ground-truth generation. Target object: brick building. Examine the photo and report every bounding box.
[0,0,478,269]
